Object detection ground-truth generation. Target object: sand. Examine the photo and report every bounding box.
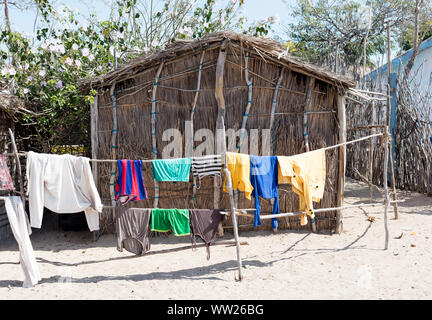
[1,177,431,300]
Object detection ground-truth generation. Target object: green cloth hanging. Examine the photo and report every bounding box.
[150,209,190,236]
[151,158,192,182]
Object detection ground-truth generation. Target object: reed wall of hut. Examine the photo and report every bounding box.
[88,37,351,233]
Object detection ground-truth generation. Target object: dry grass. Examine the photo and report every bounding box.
[79,32,355,91]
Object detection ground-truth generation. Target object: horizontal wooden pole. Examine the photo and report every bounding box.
[226,200,404,220]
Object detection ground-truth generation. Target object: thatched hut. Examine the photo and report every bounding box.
[80,32,355,234]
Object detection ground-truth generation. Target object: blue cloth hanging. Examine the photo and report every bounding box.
[249,155,279,229]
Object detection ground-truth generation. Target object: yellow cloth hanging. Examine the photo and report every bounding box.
[278,149,326,225]
[223,152,253,200]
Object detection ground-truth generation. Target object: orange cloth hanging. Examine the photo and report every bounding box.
[278,149,326,225]
[223,152,254,200]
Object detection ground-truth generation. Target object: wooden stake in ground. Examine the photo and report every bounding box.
[383,125,390,250]
[386,23,399,220]
[90,95,100,241]
[368,101,375,202]
[90,95,99,191]
[109,83,118,228]
[383,22,392,249]
[303,77,318,232]
[336,92,346,234]
[215,41,242,281]
[222,118,243,282]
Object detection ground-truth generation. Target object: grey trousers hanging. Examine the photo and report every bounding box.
[115,207,151,256]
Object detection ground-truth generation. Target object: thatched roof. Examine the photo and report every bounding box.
[80,31,355,90]
[0,92,26,116]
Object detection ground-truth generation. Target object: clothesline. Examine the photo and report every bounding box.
[103,205,230,215]
[95,132,383,163]
[87,132,383,163]
[1,132,383,163]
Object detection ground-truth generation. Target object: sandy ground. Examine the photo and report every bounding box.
[1,177,431,300]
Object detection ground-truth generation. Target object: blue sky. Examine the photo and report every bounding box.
[5,0,395,67]
[8,0,294,38]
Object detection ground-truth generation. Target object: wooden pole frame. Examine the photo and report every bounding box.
[303,77,318,232]
[269,67,284,154]
[151,61,165,209]
[386,22,399,220]
[222,117,243,281]
[382,22,392,249]
[190,51,206,210]
[90,95,100,241]
[215,40,243,281]
[109,83,118,229]
[335,92,346,234]
[268,67,284,232]
[368,100,375,202]
[90,95,99,189]
[237,51,253,154]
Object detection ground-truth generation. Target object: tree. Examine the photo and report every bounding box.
[398,0,432,52]
[284,0,414,81]
[0,0,273,153]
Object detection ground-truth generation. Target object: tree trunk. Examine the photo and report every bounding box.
[4,0,11,33]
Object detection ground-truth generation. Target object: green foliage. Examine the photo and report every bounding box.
[398,1,432,52]
[286,0,414,75]
[0,0,273,153]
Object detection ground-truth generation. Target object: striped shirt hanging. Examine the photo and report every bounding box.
[191,155,222,188]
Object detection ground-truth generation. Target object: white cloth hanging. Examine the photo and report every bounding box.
[4,196,41,288]
[26,151,102,231]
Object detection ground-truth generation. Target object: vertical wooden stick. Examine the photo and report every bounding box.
[388,144,398,219]
[190,51,205,209]
[383,126,390,250]
[382,22,392,250]
[8,128,25,207]
[237,51,253,154]
[90,95,100,241]
[222,118,243,281]
[151,61,165,209]
[336,93,346,234]
[109,83,118,226]
[234,51,254,212]
[215,41,242,280]
[268,67,284,232]
[303,77,315,153]
[368,101,374,202]
[303,77,317,232]
[90,95,99,190]
[269,67,284,154]
[215,43,228,237]
[386,22,399,220]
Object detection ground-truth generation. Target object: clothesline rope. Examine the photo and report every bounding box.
[1,132,383,163]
